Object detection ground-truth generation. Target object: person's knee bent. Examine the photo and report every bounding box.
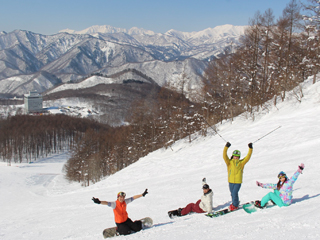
[130,220,142,232]
[117,225,131,235]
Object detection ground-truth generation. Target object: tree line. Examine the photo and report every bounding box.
[0,115,108,164]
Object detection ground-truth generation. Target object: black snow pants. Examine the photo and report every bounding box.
[116,218,142,235]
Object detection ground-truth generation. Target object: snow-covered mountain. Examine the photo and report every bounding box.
[0,24,246,97]
[1,75,319,240]
[60,25,156,35]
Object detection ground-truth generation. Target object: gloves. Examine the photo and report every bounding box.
[298,163,305,174]
[226,142,231,148]
[202,177,206,183]
[142,189,148,197]
[92,197,101,204]
[256,181,263,187]
[248,143,253,149]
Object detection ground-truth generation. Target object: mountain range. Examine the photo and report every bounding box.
[0,24,246,98]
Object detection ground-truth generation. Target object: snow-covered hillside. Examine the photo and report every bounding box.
[1,75,320,240]
[0,24,245,96]
[47,76,117,94]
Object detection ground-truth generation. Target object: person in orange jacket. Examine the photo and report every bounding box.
[92,189,148,235]
[223,142,253,211]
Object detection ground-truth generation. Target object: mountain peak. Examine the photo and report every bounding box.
[59,25,155,35]
[165,24,246,42]
[59,24,246,38]
[127,27,155,35]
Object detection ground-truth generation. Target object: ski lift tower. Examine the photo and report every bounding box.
[24,91,43,113]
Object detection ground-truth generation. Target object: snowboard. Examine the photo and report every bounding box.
[206,202,254,218]
[102,217,153,238]
[243,201,275,214]
[206,205,241,218]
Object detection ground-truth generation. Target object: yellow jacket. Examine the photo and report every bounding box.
[223,146,253,184]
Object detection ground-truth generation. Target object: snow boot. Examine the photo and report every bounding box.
[177,208,184,216]
[229,204,239,211]
[168,208,184,218]
[168,210,179,218]
[254,200,265,209]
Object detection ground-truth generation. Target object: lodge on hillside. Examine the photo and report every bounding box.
[24,91,43,113]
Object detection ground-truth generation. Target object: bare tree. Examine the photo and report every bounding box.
[302,0,320,83]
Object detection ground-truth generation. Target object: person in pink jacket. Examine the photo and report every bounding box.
[254,163,304,208]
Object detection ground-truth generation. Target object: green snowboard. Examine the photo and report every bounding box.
[243,201,275,214]
[206,201,252,218]
[102,217,153,238]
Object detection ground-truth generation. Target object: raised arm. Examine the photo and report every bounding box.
[241,143,253,165]
[133,189,148,200]
[100,200,109,205]
[223,142,231,165]
[288,163,305,184]
[92,197,109,205]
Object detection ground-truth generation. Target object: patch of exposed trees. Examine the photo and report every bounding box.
[0,115,108,164]
[202,0,320,123]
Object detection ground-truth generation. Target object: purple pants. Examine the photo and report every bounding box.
[181,199,205,216]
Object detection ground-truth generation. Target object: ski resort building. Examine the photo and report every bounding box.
[24,91,43,113]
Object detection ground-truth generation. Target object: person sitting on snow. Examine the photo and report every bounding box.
[168,178,213,218]
[254,163,304,208]
[92,189,148,235]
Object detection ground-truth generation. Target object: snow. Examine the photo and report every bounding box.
[48,76,117,94]
[62,24,245,41]
[0,76,32,93]
[59,25,155,36]
[1,25,243,96]
[43,100,99,118]
[1,75,320,239]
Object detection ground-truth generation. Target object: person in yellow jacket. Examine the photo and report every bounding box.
[223,142,253,211]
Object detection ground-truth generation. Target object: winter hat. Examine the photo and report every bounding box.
[232,150,241,157]
[203,184,209,189]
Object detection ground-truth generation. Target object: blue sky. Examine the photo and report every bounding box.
[0,0,309,35]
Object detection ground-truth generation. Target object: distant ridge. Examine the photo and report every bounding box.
[60,25,156,35]
[59,24,245,39]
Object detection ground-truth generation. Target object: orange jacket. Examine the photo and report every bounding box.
[113,200,128,223]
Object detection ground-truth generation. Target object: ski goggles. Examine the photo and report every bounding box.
[117,192,126,198]
[232,150,241,157]
[278,171,286,179]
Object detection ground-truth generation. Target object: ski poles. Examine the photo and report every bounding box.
[253,126,281,143]
[202,117,227,143]
[202,115,281,144]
